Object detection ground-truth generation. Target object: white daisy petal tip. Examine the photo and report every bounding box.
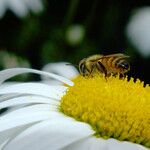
[41,62,78,85]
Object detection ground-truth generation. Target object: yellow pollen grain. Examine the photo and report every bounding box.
[59,75,150,148]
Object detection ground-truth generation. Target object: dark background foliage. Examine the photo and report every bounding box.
[0,0,150,83]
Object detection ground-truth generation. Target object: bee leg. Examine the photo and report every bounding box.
[96,61,108,81]
[119,73,124,79]
[82,67,91,77]
[105,73,111,77]
[88,64,96,77]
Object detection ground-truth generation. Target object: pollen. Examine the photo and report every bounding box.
[60,75,150,148]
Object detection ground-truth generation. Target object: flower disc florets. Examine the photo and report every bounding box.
[60,75,150,148]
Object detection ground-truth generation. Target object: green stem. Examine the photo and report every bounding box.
[63,0,80,27]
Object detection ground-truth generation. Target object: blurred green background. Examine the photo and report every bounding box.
[0,0,150,83]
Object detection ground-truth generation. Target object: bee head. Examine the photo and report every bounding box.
[118,61,130,71]
[79,58,87,76]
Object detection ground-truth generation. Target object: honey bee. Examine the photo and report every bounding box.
[79,53,130,77]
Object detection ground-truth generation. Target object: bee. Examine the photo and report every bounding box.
[79,53,130,77]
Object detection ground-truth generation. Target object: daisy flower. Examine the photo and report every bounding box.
[0,0,43,18]
[0,68,149,150]
[126,7,150,57]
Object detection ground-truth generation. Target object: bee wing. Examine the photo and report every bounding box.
[99,53,130,59]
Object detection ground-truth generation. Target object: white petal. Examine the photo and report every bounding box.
[0,68,74,86]
[63,137,147,150]
[0,0,7,18]
[0,95,58,109]
[0,94,28,115]
[24,0,43,13]
[126,7,150,57]
[0,104,57,132]
[4,117,94,150]
[42,62,79,84]
[0,124,33,149]
[62,136,106,150]
[106,139,147,150]
[7,0,28,17]
[0,94,24,102]
[0,83,67,100]
[0,139,9,149]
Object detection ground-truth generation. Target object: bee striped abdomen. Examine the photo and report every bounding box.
[100,57,115,72]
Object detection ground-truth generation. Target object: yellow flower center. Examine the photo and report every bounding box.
[60,75,150,148]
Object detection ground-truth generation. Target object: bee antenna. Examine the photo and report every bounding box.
[66,63,78,67]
